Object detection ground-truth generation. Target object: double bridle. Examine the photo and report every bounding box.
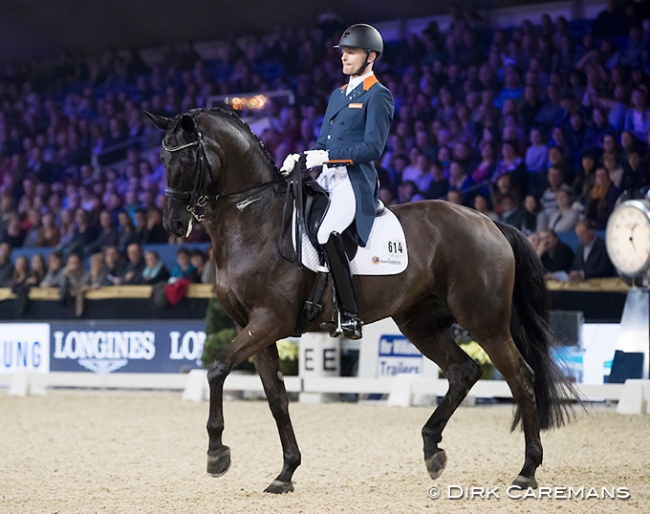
[162,115,283,221]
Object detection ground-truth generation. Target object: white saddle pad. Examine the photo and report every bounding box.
[294,207,408,276]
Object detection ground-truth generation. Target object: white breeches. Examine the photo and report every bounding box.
[316,165,356,244]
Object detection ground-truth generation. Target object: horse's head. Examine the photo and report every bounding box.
[146,110,221,238]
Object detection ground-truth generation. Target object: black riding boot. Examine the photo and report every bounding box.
[320,232,363,340]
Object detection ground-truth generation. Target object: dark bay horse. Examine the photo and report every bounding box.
[146,108,574,494]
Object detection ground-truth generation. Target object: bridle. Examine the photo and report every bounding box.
[162,114,284,221]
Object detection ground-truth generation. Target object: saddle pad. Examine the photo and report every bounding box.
[294,208,408,276]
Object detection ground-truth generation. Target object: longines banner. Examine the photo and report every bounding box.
[1,321,206,374]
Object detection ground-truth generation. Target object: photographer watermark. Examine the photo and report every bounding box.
[427,485,631,501]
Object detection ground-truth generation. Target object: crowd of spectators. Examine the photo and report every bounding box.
[1,0,650,296]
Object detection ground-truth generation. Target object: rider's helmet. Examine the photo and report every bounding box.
[334,24,383,58]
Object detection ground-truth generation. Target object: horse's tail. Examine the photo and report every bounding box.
[494,221,578,431]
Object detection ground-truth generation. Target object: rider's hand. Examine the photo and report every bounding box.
[304,150,329,169]
[280,153,301,176]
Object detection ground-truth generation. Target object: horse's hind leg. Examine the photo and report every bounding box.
[252,344,301,494]
[393,301,482,480]
[478,336,542,489]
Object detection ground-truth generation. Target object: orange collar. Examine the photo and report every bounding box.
[362,75,378,90]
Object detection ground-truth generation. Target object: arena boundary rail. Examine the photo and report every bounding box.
[1,370,629,406]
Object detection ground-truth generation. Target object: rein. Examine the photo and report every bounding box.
[163,115,283,221]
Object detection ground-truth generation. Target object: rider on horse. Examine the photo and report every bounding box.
[281,24,395,340]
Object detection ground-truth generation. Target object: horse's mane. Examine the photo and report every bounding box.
[188,107,277,171]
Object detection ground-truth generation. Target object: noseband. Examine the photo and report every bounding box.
[163,114,283,221]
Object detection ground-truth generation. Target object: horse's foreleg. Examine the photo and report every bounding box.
[393,306,482,481]
[253,344,301,494]
[205,319,284,479]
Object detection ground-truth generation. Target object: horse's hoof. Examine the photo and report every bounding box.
[425,449,447,480]
[264,479,294,494]
[207,447,231,477]
[511,475,538,489]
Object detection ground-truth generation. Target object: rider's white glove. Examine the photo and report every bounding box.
[304,150,329,169]
[280,153,301,176]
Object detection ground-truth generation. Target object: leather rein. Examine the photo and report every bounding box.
[162,116,284,222]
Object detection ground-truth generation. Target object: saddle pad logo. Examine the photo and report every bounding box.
[372,256,380,265]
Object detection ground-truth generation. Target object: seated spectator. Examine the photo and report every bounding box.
[620,146,650,198]
[539,165,572,227]
[63,208,99,257]
[171,247,198,282]
[538,229,575,274]
[59,252,89,310]
[585,167,619,230]
[524,127,549,196]
[190,249,207,284]
[88,209,119,254]
[491,172,522,216]
[572,150,599,207]
[25,254,47,287]
[36,212,61,248]
[22,208,42,247]
[87,253,108,289]
[622,88,650,142]
[146,207,168,244]
[473,194,498,220]
[424,160,449,200]
[101,246,126,286]
[447,161,474,204]
[40,251,65,288]
[117,211,137,251]
[133,208,149,243]
[11,256,30,288]
[402,154,434,194]
[142,250,171,284]
[1,213,26,247]
[445,189,463,205]
[397,180,422,203]
[521,194,545,235]
[119,243,146,285]
[547,189,580,233]
[491,140,526,189]
[498,194,524,229]
[0,242,13,287]
[602,151,624,188]
[568,220,615,282]
[470,143,497,184]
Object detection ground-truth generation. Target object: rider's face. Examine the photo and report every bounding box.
[340,48,371,76]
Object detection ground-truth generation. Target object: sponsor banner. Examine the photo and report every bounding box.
[49,320,206,374]
[1,323,50,373]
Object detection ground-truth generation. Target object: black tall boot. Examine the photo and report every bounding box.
[320,232,362,340]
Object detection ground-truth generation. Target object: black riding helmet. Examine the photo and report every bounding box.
[334,24,383,57]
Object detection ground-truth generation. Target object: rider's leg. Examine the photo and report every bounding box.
[316,166,362,339]
[322,231,362,339]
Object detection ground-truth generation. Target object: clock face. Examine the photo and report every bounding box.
[606,202,650,276]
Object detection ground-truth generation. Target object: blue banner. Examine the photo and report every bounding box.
[49,320,206,373]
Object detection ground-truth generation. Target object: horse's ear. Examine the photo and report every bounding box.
[145,112,172,131]
[180,114,195,134]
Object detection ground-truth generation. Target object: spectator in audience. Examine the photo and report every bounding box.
[40,251,65,288]
[200,248,213,284]
[117,210,137,251]
[25,254,47,287]
[190,249,207,284]
[424,160,449,200]
[170,247,197,282]
[119,243,146,285]
[133,208,149,243]
[0,242,14,287]
[145,207,168,244]
[472,194,498,220]
[568,220,615,282]
[499,193,524,229]
[586,167,619,230]
[87,252,107,289]
[620,146,650,198]
[547,189,580,233]
[59,252,89,312]
[11,256,31,289]
[471,142,497,184]
[102,246,126,286]
[88,209,119,254]
[539,165,572,226]
[538,229,575,274]
[521,194,545,235]
[142,250,171,284]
